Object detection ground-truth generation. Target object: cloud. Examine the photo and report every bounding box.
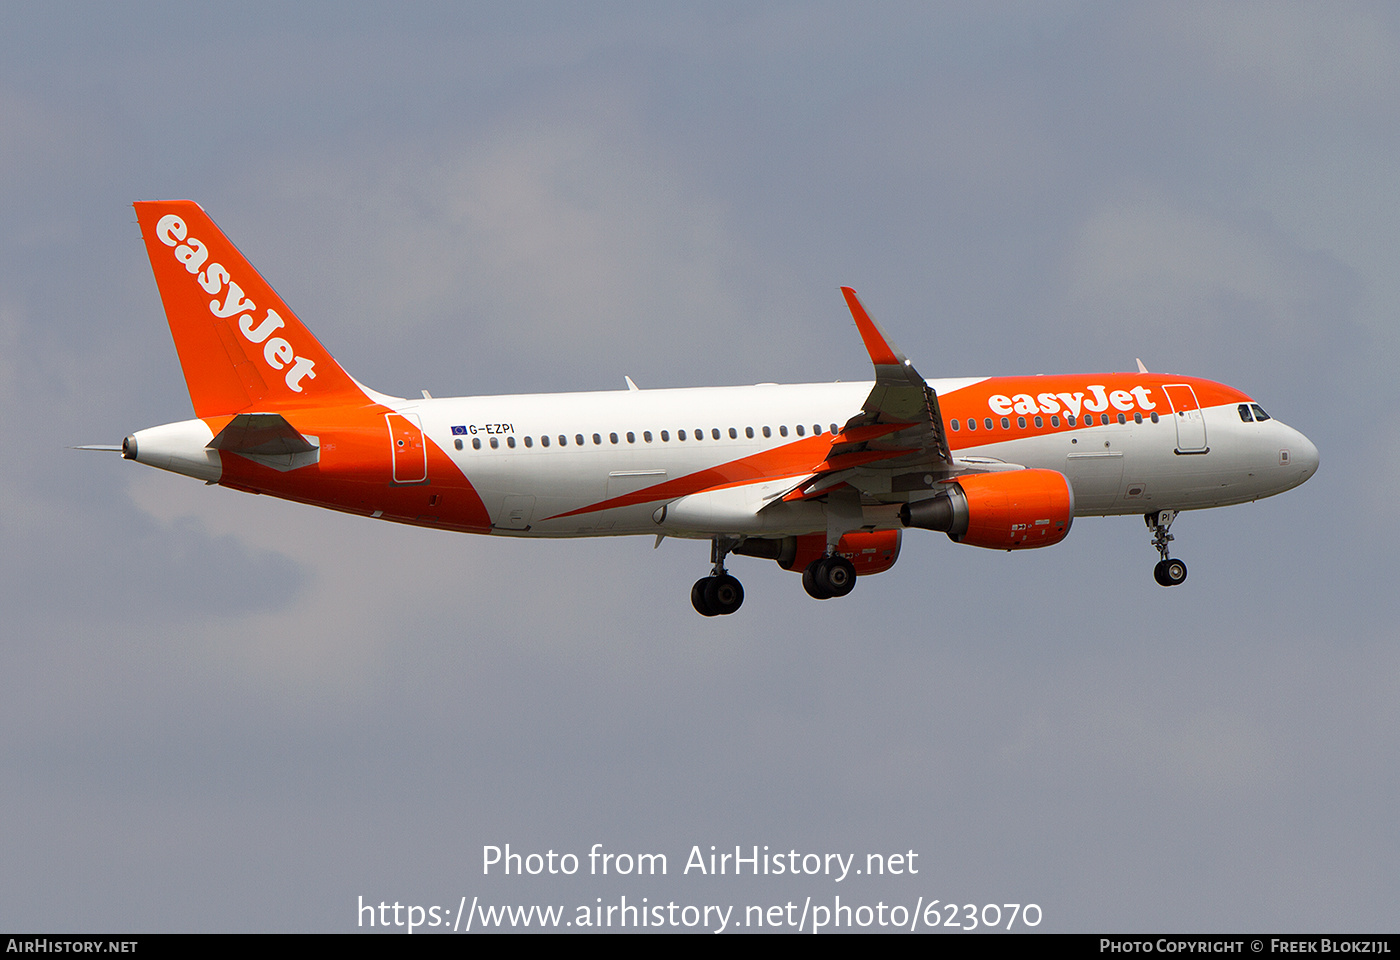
[229,91,772,396]
[1140,2,1400,111]
[1062,189,1351,377]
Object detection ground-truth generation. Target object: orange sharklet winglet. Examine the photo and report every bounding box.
[841,286,905,368]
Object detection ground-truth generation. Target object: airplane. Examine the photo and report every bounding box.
[102,200,1319,616]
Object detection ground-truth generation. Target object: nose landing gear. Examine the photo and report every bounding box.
[1146,510,1187,586]
[691,537,745,616]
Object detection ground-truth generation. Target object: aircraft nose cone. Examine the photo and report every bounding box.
[1292,428,1319,482]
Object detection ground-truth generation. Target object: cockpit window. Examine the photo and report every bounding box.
[1238,403,1254,422]
[1251,404,1270,422]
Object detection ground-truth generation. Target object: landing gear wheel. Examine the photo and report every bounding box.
[817,556,857,597]
[1145,511,1186,587]
[704,574,745,615]
[1153,559,1187,587]
[804,556,857,599]
[692,537,745,617]
[691,578,718,616]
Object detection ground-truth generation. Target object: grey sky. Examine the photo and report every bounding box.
[1,2,1393,932]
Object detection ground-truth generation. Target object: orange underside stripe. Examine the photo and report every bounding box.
[545,430,918,521]
[546,434,839,520]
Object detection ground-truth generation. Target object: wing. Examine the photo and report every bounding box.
[547,289,974,528]
[779,288,956,503]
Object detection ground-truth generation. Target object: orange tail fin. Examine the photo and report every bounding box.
[134,200,367,418]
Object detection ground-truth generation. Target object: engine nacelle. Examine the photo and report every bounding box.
[900,468,1073,550]
[734,530,902,576]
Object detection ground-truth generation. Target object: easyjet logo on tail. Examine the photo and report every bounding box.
[154,214,318,393]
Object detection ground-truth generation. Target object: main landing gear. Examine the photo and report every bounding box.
[692,538,745,617]
[688,539,862,614]
[1146,510,1187,587]
[802,555,857,600]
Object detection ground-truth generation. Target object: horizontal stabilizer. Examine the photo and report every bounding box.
[207,413,317,456]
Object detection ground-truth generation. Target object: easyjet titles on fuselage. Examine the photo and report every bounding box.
[986,385,1157,418]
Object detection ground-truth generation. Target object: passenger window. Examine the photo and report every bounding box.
[1117,413,1126,425]
[712,428,721,440]
[641,431,649,443]
[1017,416,1026,428]
[507,436,516,448]
[728,427,737,439]
[1133,413,1142,424]
[830,423,838,435]
[626,432,635,443]
[1001,417,1010,429]
[1251,404,1271,422]
[779,425,788,437]
[490,437,499,449]
[967,418,976,431]
[454,438,463,450]
[1067,415,1076,426]
[983,418,993,430]
[813,424,822,436]
[575,434,584,446]
[1034,416,1043,428]
[472,437,481,450]
[762,426,771,438]
[1150,413,1158,423]
[796,425,805,436]
[662,430,670,441]
[746,427,754,439]
[1051,415,1060,427]
[542,435,550,447]
[609,433,618,444]
[950,419,960,431]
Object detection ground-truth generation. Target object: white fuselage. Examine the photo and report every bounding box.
[392,376,1317,538]
[128,373,1319,544]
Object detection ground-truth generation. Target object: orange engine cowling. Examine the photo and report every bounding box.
[734,530,903,576]
[900,468,1074,550]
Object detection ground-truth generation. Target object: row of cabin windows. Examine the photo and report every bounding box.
[448,409,1180,452]
[453,423,843,452]
[948,411,1161,432]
